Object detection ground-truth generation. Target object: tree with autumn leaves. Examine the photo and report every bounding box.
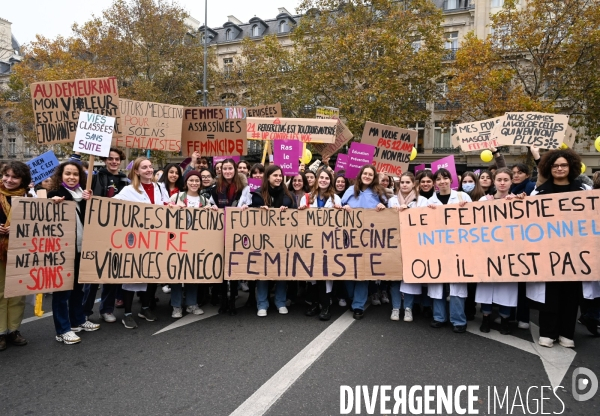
[447,0,600,138]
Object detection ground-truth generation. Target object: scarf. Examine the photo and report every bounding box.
[419,188,434,199]
[217,182,238,207]
[398,190,416,207]
[0,184,27,262]
[65,186,84,202]
[268,185,285,208]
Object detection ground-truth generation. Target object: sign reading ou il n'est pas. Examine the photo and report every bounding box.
[73,111,116,157]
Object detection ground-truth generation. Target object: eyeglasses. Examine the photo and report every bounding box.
[201,176,212,180]
[551,163,569,170]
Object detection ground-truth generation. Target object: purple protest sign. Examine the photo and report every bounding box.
[248,178,262,192]
[431,154,459,190]
[414,164,426,174]
[346,143,376,179]
[474,169,481,175]
[213,155,241,164]
[273,140,301,176]
[334,154,349,173]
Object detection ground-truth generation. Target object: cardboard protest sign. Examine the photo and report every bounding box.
[247,117,337,143]
[225,208,402,281]
[564,125,576,148]
[26,151,60,185]
[30,77,120,144]
[79,197,224,284]
[248,178,261,193]
[346,142,376,179]
[454,117,502,152]
[334,154,348,173]
[361,122,416,176]
[73,112,116,157]
[4,199,77,297]
[273,140,301,175]
[491,112,569,149]
[311,120,354,159]
[213,155,241,164]
[431,155,459,190]
[182,107,247,157]
[399,190,600,283]
[114,99,183,152]
[247,103,282,118]
[316,106,339,119]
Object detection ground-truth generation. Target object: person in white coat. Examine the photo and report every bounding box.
[298,169,342,321]
[419,168,471,333]
[476,168,525,335]
[389,172,428,322]
[113,157,170,329]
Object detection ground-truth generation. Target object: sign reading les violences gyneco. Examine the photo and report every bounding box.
[361,121,417,176]
[73,112,115,157]
[225,208,402,281]
[399,190,600,283]
[78,197,224,284]
[182,107,247,157]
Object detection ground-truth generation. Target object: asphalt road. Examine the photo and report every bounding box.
[1,289,599,416]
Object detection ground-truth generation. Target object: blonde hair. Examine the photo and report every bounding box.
[129,157,154,193]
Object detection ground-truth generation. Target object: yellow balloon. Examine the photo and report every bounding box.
[595,136,600,152]
[560,143,568,150]
[410,147,418,161]
[301,149,312,165]
[581,162,586,174]
[480,150,493,163]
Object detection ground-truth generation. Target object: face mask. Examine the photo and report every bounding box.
[462,183,475,193]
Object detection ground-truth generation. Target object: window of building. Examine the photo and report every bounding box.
[225,29,233,41]
[252,25,259,37]
[446,0,459,9]
[223,58,233,76]
[445,32,459,50]
[434,122,456,149]
[409,122,425,152]
[491,0,504,7]
[279,21,288,33]
[8,138,16,157]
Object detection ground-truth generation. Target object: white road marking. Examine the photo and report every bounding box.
[22,298,101,324]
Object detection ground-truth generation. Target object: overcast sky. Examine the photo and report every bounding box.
[3,0,301,45]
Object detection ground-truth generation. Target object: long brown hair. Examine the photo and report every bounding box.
[459,171,485,201]
[216,159,245,193]
[352,165,386,203]
[260,165,294,207]
[129,157,153,193]
[310,169,336,204]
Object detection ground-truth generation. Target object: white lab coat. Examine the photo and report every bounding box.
[528,281,600,303]
[475,283,518,307]
[208,185,252,207]
[388,195,428,209]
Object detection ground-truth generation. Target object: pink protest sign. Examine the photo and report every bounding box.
[414,164,426,174]
[273,140,301,176]
[346,142,376,179]
[214,156,241,164]
[248,178,261,192]
[431,155,459,190]
[335,154,349,172]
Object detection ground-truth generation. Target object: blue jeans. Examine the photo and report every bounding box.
[170,284,198,308]
[390,281,401,309]
[256,281,287,310]
[404,293,415,310]
[345,281,369,311]
[52,254,85,335]
[481,303,512,318]
[433,296,466,326]
[83,284,118,316]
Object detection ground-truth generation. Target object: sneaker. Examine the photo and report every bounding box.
[257,309,267,317]
[380,291,390,304]
[518,321,530,329]
[558,336,575,348]
[122,315,138,329]
[72,321,100,332]
[162,285,171,294]
[538,337,554,348]
[56,331,81,345]
[186,305,204,315]
[240,282,250,292]
[390,309,400,321]
[371,293,381,306]
[480,315,491,333]
[172,307,183,319]
[7,330,28,346]
[138,308,157,322]
[338,299,347,307]
[353,309,364,320]
[278,306,289,315]
[101,313,116,323]
[404,308,413,322]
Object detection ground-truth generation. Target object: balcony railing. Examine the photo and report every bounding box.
[434,100,461,111]
[433,147,461,154]
[442,48,458,61]
[443,0,475,11]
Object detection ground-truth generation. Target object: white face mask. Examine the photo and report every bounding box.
[462,182,475,193]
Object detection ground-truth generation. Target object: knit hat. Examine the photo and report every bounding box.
[185,170,202,182]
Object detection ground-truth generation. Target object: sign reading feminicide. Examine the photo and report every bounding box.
[246,117,337,143]
[4,199,77,297]
[311,120,354,159]
[453,117,502,152]
[225,208,402,281]
[73,112,116,157]
[26,151,60,185]
[491,112,569,149]
[399,190,600,283]
[79,197,224,284]
[247,103,282,118]
[182,107,247,157]
[30,77,120,144]
[114,99,183,152]
[316,106,339,119]
[361,121,417,176]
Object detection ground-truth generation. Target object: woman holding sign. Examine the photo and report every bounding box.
[250,164,297,317]
[341,165,389,320]
[113,157,170,329]
[48,161,100,345]
[420,168,471,333]
[528,149,591,348]
[298,169,343,321]
[0,162,32,351]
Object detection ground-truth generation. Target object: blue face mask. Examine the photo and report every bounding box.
[462,182,475,193]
